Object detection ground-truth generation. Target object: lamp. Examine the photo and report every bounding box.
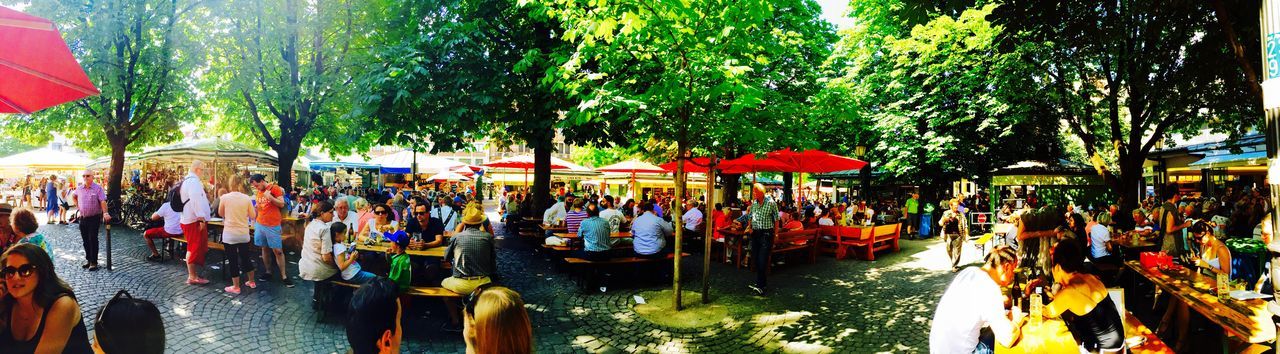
[854,145,867,158]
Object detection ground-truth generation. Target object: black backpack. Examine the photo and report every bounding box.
[168,178,189,213]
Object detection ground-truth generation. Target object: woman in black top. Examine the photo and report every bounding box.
[1044,241,1124,352]
[1,243,92,353]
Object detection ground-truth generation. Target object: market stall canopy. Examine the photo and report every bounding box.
[662,154,794,174]
[1187,150,1267,170]
[0,6,99,114]
[309,154,379,171]
[368,151,465,174]
[595,159,666,174]
[483,154,571,170]
[137,139,275,164]
[991,159,1102,186]
[86,154,137,171]
[423,171,471,182]
[0,147,91,171]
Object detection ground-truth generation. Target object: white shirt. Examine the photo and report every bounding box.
[432,205,459,231]
[599,208,625,233]
[333,243,362,280]
[543,201,567,225]
[152,202,183,235]
[179,173,211,224]
[682,208,704,231]
[929,267,1012,354]
[335,210,358,231]
[1088,223,1112,259]
[818,217,835,226]
[219,192,254,244]
[299,219,338,281]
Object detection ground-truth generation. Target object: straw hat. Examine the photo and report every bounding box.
[461,202,486,225]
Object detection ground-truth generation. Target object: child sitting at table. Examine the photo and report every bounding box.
[331,223,376,284]
[384,230,413,293]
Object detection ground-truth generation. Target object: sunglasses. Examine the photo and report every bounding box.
[374,211,388,215]
[463,283,497,316]
[1,264,36,279]
[95,290,133,330]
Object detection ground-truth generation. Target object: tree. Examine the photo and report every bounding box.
[991,0,1259,219]
[2,0,204,213]
[528,0,834,309]
[203,0,371,188]
[356,0,628,215]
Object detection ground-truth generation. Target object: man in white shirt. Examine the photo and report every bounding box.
[179,160,213,286]
[334,197,359,229]
[1087,221,1118,266]
[598,199,626,233]
[543,196,567,226]
[682,201,703,232]
[929,246,1024,354]
[143,202,183,262]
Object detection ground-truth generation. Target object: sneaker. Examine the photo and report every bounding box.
[246,281,258,289]
[257,273,273,282]
[748,285,766,296]
[441,323,463,333]
[146,254,165,262]
[88,265,100,271]
[186,278,201,285]
[82,263,91,269]
[192,278,210,285]
[59,221,68,225]
[283,279,295,288]
[224,286,241,295]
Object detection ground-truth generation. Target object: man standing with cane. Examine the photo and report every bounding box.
[745,183,778,296]
[72,169,110,271]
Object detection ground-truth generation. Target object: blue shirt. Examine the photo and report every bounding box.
[653,203,664,218]
[631,212,672,255]
[578,216,614,252]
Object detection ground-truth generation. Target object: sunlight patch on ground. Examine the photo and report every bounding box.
[570,306,591,316]
[173,305,190,318]
[883,238,984,272]
[781,341,834,353]
[610,311,636,324]
[633,290,731,329]
[198,330,218,343]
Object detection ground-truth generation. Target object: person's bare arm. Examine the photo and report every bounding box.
[34,296,80,354]
[425,234,444,248]
[268,186,285,207]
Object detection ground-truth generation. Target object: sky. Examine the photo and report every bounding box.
[815,0,854,30]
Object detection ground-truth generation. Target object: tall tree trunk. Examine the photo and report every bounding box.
[105,131,129,219]
[782,172,793,206]
[275,137,301,190]
[672,140,688,311]
[722,173,742,206]
[1112,158,1144,230]
[532,134,553,213]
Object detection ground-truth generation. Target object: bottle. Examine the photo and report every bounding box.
[1217,272,1230,300]
[1029,287,1043,326]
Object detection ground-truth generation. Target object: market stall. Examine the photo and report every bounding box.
[990,159,1109,210]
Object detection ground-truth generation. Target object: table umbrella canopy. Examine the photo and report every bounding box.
[368,151,465,174]
[766,148,867,173]
[137,139,276,164]
[595,159,666,174]
[0,147,91,171]
[0,6,99,114]
[483,154,570,170]
[423,171,471,182]
[662,155,793,174]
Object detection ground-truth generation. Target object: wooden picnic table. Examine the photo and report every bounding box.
[552,231,632,239]
[539,224,567,233]
[355,242,446,258]
[997,312,1170,353]
[1125,260,1276,344]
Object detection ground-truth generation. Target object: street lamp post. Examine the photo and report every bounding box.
[854,145,870,201]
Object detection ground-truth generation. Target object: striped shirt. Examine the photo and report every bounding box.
[749,199,780,230]
[565,210,588,234]
[578,216,614,252]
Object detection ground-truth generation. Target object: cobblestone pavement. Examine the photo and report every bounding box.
[27,212,975,353]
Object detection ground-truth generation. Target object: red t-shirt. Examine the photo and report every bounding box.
[255,185,285,226]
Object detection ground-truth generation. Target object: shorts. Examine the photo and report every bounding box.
[441,276,491,295]
[253,222,283,249]
[181,222,208,265]
[143,227,179,240]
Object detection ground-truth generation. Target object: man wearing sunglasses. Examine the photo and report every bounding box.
[71,169,110,271]
[178,161,212,285]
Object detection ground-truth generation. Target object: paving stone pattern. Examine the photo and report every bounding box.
[31,216,969,353]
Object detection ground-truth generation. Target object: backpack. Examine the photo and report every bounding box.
[168,177,193,213]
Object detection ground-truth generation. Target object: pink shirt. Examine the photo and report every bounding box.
[74,182,107,216]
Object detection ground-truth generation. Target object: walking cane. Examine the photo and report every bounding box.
[106,222,112,271]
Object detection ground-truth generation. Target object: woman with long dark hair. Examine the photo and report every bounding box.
[0,243,92,353]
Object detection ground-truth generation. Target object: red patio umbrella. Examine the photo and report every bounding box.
[0,6,99,114]
[765,148,867,173]
[483,154,570,188]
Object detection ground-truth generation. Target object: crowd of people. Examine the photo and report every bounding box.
[0,159,536,353]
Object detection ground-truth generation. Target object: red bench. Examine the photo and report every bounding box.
[820,224,901,260]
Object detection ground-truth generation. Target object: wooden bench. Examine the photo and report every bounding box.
[768,229,818,273]
[319,281,463,321]
[564,252,691,292]
[818,225,868,260]
[844,223,901,261]
[332,281,463,298]
[166,235,230,278]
